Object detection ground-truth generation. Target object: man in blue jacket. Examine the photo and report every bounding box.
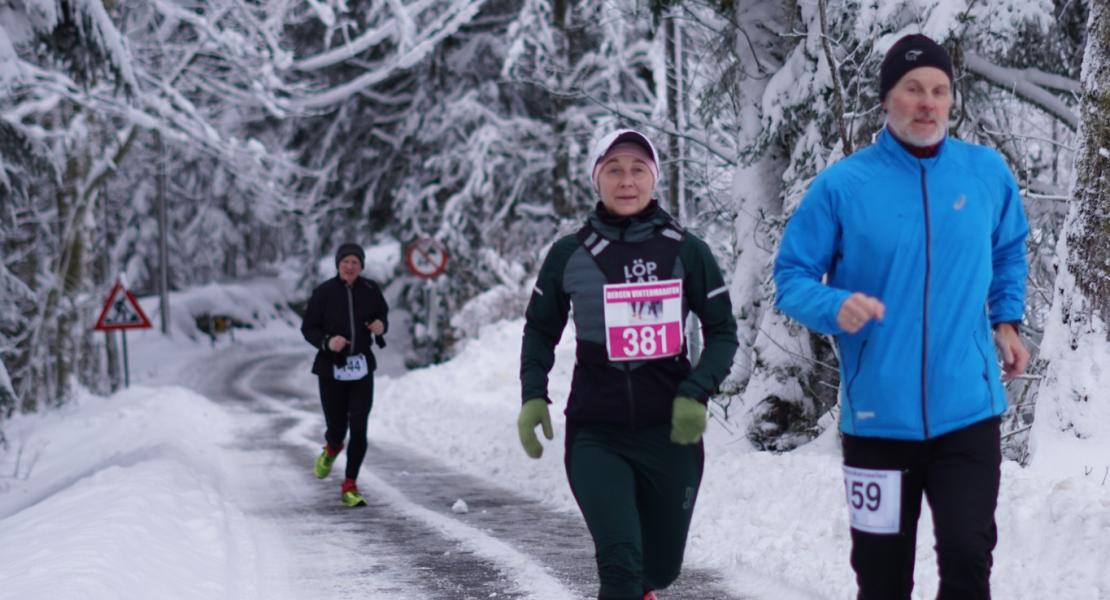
[774,34,1029,599]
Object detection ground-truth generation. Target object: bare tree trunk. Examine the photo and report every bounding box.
[1030,0,1110,470]
[665,13,682,217]
[95,191,122,392]
[818,0,852,155]
[52,154,83,408]
[551,0,575,218]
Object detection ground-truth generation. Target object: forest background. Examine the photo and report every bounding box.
[2,0,1107,462]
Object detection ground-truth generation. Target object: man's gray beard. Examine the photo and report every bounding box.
[887,117,947,147]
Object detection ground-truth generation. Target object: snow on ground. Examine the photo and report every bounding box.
[1,275,1108,599]
[0,385,296,600]
[367,318,1110,600]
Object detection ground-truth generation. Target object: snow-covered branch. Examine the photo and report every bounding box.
[290,0,486,110]
[964,52,1079,130]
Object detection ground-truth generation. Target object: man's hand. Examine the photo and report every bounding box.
[994,323,1029,381]
[367,320,385,335]
[327,335,349,352]
[517,399,553,459]
[837,293,886,334]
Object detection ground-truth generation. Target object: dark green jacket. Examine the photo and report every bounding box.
[520,203,738,428]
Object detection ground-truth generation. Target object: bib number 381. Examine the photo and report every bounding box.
[621,325,669,356]
[603,279,683,362]
[842,466,901,535]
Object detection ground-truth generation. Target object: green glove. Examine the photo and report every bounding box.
[517,398,554,459]
[670,396,707,445]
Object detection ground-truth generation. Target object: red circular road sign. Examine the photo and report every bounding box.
[404,237,449,279]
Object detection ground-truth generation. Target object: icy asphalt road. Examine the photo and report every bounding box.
[182,344,751,600]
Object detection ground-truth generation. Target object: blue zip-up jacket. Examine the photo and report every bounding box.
[774,128,1028,440]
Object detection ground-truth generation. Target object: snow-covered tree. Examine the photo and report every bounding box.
[0,0,136,198]
[0,0,139,425]
[275,0,670,363]
[1030,0,1110,472]
[693,0,1069,450]
[423,0,661,342]
[0,0,299,430]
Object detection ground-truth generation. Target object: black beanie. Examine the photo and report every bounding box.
[335,242,365,267]
[879,34,954,101]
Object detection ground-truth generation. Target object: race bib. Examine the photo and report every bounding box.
[333,353,368,381]
[603,279,683,362]
[842,466,902,534]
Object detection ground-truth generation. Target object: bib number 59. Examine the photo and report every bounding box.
[842,466,901,535]
[847,479,882,511]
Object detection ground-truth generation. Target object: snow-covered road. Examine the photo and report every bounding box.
[186,346,750,599]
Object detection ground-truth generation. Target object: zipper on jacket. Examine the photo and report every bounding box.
[345,284,356,356]
[974,335,996,411]
[919,165,931,439]
[845,340,868,431]
[624,364,636,428]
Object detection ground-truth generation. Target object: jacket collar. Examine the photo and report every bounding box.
[877,126,949,171]
[588,200,674,242]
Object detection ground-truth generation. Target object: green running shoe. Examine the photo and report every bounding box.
[340,479,367,507]
[314,448,337,479]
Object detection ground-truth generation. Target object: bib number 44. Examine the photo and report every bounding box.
[333,353,369,381]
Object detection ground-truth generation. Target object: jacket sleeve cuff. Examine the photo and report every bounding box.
[992,321,1021,335]
[676,382,709,403]
[825,290,854,334]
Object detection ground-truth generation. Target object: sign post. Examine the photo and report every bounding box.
[94,278,153,388]
[403,238,449,351]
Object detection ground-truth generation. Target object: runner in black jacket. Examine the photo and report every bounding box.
[301,242,389,507]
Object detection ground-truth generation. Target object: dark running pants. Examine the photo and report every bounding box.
[842,416,1002,600]
[565,423,704,600]
[318,375,374,481]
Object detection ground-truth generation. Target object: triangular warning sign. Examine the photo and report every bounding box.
[94,281,152,331]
